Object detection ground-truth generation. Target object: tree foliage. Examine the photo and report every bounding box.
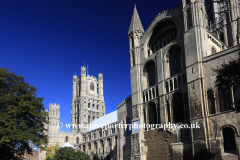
[53,147,91,160]
[214,46,240,110]
[44,144,59,160]
[0,68,48,159]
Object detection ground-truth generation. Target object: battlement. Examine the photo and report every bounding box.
[49,103,60,108]
[86,75,97,80]
[117,95,131,108]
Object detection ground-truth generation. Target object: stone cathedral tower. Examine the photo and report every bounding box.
[71,66,105,133]
[47,103,60,145]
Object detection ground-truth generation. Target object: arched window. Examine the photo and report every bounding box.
[65,136,68,142]
[187,10,192,29]
[127,118,131,135]
[218,86,232,112]
[151,28,177,54]
[88,135,91,140]
[169,46,181,76]
[100,140,104,148]
[207,90,216,114]
[220,32,224,43]
[107,138,111,146]
[167,101,171,123]
[233,81,240,107]
[211,47,216,54]
[172,94,185,123]
[148,103,157,126]
[83,145,85,151]
[105,130,108,136]
[223,127,236,153]
[88,116,91,123]
[94,142,97,149]
[88,143,91,150]
[92,116,95,121]
[90,82,94,90]
[144,61,156,88]
[76,137,79,144]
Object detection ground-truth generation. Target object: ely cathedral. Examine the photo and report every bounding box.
[41,0,240,159]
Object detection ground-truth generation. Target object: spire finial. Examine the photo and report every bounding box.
[128,5,144,35]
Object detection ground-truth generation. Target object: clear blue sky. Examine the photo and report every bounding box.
[0,0,210,132]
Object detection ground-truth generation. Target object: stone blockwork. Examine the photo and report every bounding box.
[143,130,173,160]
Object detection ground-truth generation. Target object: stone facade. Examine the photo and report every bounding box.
[41,0,240,160]
[128,0,240,160]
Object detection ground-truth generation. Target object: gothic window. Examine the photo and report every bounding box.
[233,81,240,107]
[53,110,55,116]
[167,101,171,123]
[107,138,111,146]
[169,46,182,76]
[172,93,185,123]
[186,0,190,5]
[76,137,79,144]
[88,116,91,123]
[90,82,94,91]
[88,135,91,140]
[105,130,108,136]
[65,136,68,142]
[94,142,97,149]
[144,61,156,88]
[127,118,131,135]
[148,103,157,126]
[223,127,236,153]
[83,145,85,151]
[207,90,216,114]
[92,116,95,121]
[115,136,117,145]
[112,128,115,134]
[218,86,232,112]
[151,28,177,54]
[88,103,90,108]
[187,10,193,30]
[220,32,224,43]
[88,143,91,150]
[211,47,216,54]
[100,140,104,148]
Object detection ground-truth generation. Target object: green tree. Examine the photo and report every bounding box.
[53,147,90,160]
[0,68,49,159]
[214,46,240,110]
